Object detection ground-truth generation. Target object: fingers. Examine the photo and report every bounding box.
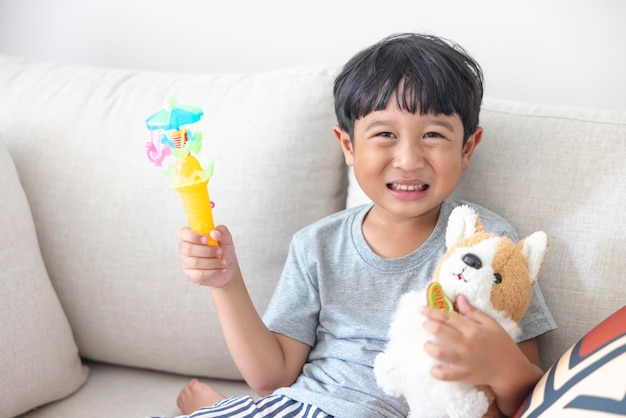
[178,226,234,253]
[179,247,225,270]
[429,360,465,382]
[421,295,489,327]
[178,225,237,286]
[421,310,474,382]
[421,295,517,386]
[455,294,486,323]
[211,225,234,246]
[178,226,207,245]
[178,225,235,246]
[421,307,464,352]
[179,229,223,259]
[420,305,463,332]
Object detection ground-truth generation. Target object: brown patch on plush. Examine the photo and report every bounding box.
[490,239,534,323]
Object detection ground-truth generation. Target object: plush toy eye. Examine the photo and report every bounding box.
[493,273,502,284]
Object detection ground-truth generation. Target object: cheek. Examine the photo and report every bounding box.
[354,146,386,170]
[428,147,465,168]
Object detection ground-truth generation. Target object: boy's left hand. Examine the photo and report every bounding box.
[421,294,522,387]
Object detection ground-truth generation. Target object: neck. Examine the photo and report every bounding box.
[362,205,440,258]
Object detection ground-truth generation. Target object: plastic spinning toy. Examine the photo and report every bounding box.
[145,97,218,246]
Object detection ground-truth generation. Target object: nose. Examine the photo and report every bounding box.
[393,140,425,171]
[462,253,482,269]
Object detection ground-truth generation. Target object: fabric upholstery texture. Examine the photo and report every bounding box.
[0,54,345,380]
[348,98,626,370]
[0,139,88,418]
[457,99,626,370]
[2,51,625,416]
[18,362,256,418]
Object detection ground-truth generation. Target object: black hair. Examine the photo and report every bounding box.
[333,33,484,143]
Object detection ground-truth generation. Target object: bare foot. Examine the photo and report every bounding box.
[177,378,227,414]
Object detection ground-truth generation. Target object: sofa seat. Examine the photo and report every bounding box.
[20,362,254,418]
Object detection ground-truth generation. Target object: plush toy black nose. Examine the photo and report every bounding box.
[463,253,482,269]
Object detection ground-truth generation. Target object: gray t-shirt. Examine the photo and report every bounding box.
[263,199,556,418]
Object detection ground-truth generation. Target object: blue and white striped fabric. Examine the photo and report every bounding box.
[175,395,332,418]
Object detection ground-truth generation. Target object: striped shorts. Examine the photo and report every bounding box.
[175,394,332,418]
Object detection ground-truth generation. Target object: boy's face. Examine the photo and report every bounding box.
[334,99,481,224]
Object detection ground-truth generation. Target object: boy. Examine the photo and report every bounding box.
[175,33,556,417]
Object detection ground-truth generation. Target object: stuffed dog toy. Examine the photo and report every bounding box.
[374,205,549,418]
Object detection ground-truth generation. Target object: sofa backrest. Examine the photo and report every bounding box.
[460,100,626,368]
[0,54,345,380]
[349,99,626,369]
[1,52,625,380]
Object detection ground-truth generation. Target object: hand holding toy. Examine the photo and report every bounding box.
[145,97,218,246]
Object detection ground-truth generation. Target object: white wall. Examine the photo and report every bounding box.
[1,0,624,110]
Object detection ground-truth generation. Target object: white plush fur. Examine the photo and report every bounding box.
[374,206,549,417]
[374,290,491,418]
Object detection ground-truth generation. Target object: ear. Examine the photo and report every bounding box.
[445,205,482,248]
[334,125,354,166]
[462,126,483,170]
[519,231,549,283]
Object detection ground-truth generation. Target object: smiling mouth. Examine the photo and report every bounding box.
[388,183,429,192]
[454,269,469,282]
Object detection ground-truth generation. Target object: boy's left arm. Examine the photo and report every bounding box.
[422,295,544,417]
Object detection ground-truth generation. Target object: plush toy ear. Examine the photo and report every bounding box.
[519,231,549,283]
[445,205,483,248]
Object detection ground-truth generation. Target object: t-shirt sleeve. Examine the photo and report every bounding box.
[517,283,557,342]
[262,233,320,347]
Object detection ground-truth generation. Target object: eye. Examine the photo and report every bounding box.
[424,131,444,138]
[377,131,397,139]
[493,273,502,284]
[422,131,449,145]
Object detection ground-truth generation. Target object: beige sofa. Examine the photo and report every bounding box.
[0,53,624,418]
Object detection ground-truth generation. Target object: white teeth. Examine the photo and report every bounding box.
[390,183,427,191]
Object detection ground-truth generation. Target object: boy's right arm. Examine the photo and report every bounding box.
[178,226,310,395]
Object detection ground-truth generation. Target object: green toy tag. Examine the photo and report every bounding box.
[427,282,457,314]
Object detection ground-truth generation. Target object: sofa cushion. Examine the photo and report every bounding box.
[0,138,88,417]
[514,306,626,417]
[18,362,255,418]
[347,99,626,370]
[0,54,345,380]
[455,99,626,370]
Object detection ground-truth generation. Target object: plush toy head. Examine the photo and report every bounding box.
[374,205,550,418]
[432,205,549,337]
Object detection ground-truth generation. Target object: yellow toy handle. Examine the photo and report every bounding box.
[174,154,218,246]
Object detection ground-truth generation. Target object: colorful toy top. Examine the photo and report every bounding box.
[145,97,214,188]
[145,97,218,245]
